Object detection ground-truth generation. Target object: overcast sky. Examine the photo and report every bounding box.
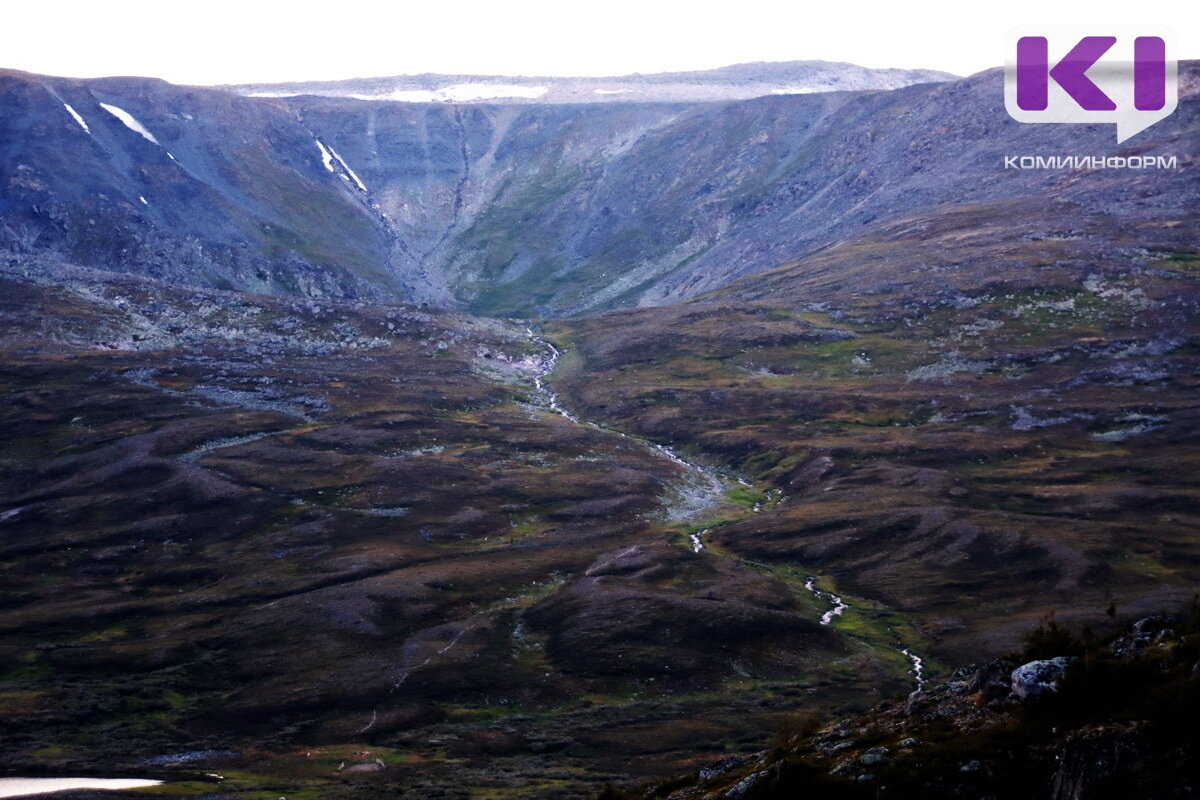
[3,0,1196,84]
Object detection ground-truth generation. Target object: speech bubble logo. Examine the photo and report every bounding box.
[1005,26,1178,143]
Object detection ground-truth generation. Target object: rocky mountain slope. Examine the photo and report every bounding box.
[0,70,399,299]
[612,611,1200,799]
[4,63,1195,316]
[0,56,1197,800]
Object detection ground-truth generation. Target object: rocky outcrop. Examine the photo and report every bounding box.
[1011,657,1074,700]
[3,62,1198,316]
[620,613,1200,800]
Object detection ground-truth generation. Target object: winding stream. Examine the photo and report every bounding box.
[804,577,927,693]
[525,327,727,519]
[359,621,481,735]
[804,577,848,625]
[901,647,927,693]
[525,326,931,694]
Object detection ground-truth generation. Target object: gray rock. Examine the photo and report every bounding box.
[699,755,748,783]
[1011,657,1074,700]
[724,770,769,799]
[6,63,1197,318]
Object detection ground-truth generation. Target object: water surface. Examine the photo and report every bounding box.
[0,778,162,798]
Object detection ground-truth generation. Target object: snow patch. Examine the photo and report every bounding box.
[99,103,159,144]
[62,103,90,133]
[328,145,368,192]
[0,779,162,798]
[594,88,635,95]
[315,139,335,171]
[770,86,820,95]
[315,140,368,191]
[348,84,549,103]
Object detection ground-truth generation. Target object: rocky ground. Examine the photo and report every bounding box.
[549,200,1200,669]
[1,259,907,799]
[3,51,1197,800]
[612,610,1200,799]
[5,63,1196,317]
[2,226,1196,797]
[2,152,1199,800]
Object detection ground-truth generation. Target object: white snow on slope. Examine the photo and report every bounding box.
[314,139,368,192]
[62,103,90,133]
[99,103,159,144]
[315,139,335,171]
[328,145,368,192]
[770,86,820,95]
[594,88,635,95]
[348,83,549,103]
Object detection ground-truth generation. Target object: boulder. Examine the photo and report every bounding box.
[699,755,748,783]
[724,770,769,799]
[1011,657,1074,700]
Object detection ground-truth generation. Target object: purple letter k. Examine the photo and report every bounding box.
[1017,35,1117,111]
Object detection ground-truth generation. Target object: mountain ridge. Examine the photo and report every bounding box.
[3,63,1195,318]
[226,59,956,104]
[1,52,1198,800]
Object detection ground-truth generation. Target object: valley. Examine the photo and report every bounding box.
[0,263,914,798]
[0,57,1197,799]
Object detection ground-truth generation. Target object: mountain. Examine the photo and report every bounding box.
[4,63,1194,317]
[229,60,955,104]
[0,69,400,299]
[0,57,1198,800]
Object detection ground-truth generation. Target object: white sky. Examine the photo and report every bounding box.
[3,0,1196,84]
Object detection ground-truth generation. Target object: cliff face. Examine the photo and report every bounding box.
[3,64,1197,316]
[269,63,1200,316]
[0,71,398,299]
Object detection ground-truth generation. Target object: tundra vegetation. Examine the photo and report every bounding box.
[0,60,1197,799]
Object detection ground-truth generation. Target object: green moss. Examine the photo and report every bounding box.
[1148,248,1200,274]
[127,781,216,796]
[723,484,764,508]
[30,743,68,760]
